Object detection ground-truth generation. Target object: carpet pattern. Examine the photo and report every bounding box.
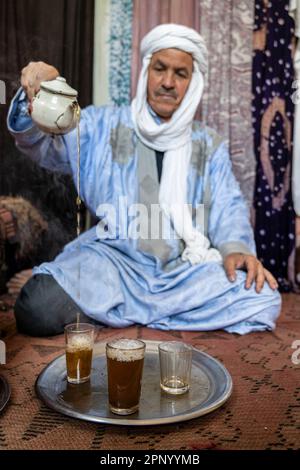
[0,294,299,450]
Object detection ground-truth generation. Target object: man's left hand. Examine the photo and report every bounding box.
[224,253,278,293]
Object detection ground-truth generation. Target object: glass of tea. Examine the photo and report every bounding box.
[106,338,146,415]
[64,323,95,384]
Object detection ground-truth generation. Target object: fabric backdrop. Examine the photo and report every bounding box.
[252,0,296,291]
[109,0,133,105]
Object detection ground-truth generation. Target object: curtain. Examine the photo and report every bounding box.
[289,0,300,285]
[198,0,256,208]
[0,0,94,233]
[290,0,300,216]
[131,0,256,207]
[108,0,133,105]
[93,0,111,106]
[252,0,296,291]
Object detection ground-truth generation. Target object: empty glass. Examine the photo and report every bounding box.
[158,341,193,395]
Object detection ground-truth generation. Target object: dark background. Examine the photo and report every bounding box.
[0,0,95,265]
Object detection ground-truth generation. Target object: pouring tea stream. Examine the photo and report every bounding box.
[31,77,82,320]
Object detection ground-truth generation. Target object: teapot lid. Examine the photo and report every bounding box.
[40,76,78,97]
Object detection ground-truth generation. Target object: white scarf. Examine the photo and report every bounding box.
[131,24,222,264]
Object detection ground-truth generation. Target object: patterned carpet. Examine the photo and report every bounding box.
[0,293,299,450]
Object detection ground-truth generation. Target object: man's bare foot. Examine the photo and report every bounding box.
[6,269,33,297]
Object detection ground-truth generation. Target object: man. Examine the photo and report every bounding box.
[7,24,281,336]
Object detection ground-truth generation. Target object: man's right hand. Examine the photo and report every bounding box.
[21,61,59,102]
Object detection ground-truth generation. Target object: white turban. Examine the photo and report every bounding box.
[131,24,221,265]
[141,23,208,76]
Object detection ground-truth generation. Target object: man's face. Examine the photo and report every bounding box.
[147,48,193,121]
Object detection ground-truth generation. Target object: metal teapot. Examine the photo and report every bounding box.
[31,76,79,134]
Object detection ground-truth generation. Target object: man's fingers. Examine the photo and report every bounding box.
[20,74,28,89]
[255,264,266,293]
[245,256,258,289]
[264,268,279,290]
[21,73,36,100]
[27,88,35,101]
[224,257,237,282]
[20,61,59,101]
[224,254,279,292]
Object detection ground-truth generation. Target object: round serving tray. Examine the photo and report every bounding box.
[36,340,232,426]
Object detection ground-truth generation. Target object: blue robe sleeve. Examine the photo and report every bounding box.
[208,141,256,259]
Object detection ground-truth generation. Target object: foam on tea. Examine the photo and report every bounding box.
[65,322,94,384]
[66,334,93,352]
[106,339,145,362]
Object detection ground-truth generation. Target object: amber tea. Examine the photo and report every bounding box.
[65,323,94,384]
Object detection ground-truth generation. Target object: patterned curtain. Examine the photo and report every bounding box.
[109,0,133,105]
[198,0,256,208]
[252,0,296,291]
[131,0,256,207]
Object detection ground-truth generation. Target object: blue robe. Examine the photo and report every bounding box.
[7,89,281,334]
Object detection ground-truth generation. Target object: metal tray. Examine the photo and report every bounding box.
[0,374,11,413]
[36,340,232,426]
